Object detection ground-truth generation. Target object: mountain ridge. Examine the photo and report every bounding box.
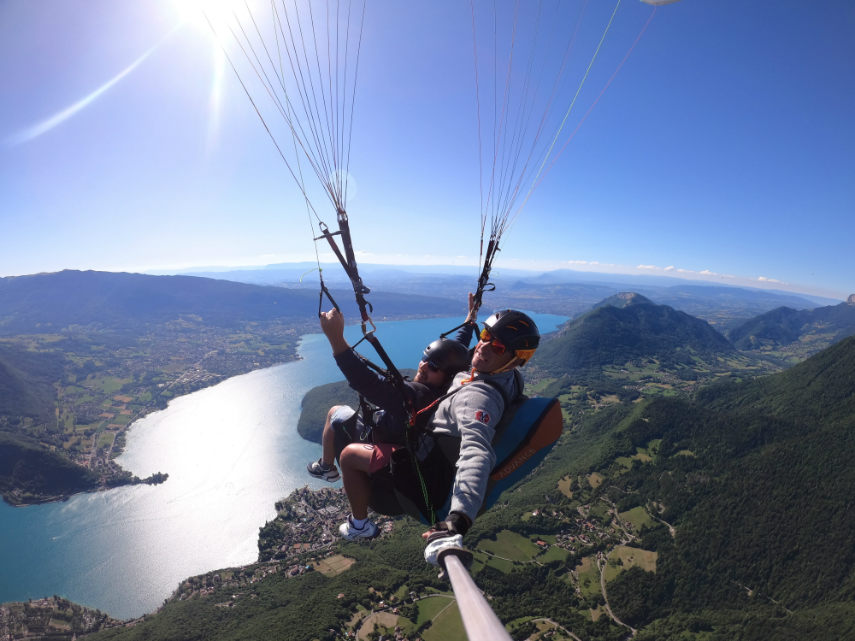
[534,291,736,378]
[0,270,464,336]
[728,298,855,350]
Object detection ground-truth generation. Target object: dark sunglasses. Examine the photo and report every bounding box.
[479,327,507,355]
[421,359,441,372]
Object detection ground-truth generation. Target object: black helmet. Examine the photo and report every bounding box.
[482,310,540,364]
[422,339,470,375]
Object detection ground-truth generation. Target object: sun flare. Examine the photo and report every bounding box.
[169,0,250,37]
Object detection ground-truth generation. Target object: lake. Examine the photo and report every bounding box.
[0,313,566,619]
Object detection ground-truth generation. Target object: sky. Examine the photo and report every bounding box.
[1,0,853,301]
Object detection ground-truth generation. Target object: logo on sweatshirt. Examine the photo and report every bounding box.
[475,410,491,425]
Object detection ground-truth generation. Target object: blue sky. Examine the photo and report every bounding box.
[1,1,853,300]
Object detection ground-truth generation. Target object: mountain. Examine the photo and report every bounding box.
[534,292,735,377]
[728,298,855,351]
[0,270,312,334]
[0,270,463,336]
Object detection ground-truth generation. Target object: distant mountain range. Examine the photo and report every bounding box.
[157,261,842,329]
[0,270,462,336]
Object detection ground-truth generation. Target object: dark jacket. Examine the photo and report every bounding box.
[334,348,438,443]
[332,322,476,444]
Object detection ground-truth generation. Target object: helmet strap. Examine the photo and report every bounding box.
[488,355,523,375]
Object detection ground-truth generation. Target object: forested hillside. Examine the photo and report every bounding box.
[0,344,63,423]
[296,381,360,443]
[566,335,855,637]
[0,431,99,504]
[296,369,417,443]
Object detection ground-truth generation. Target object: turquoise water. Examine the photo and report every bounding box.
[0,313,566,619]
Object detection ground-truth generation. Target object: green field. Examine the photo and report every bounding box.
[603,545,658,582]
[421,598,465,641]
[478,530,541,562]
[477,551,515,574]
[618,506,654,531]
[575,555,601,599]
[540,543,571,564]
[414,594,455,627]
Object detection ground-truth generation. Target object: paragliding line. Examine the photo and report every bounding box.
[530,5,658,199]
[514,0,623,227]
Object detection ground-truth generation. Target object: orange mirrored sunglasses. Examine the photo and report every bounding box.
[479,327,507,355]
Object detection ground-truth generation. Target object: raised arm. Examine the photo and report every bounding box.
[320,308,414,411]
[454,292,480,348]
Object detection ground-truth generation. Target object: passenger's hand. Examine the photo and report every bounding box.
[465,292,478,324]
[319,308,348,354]
[319,308,344,335]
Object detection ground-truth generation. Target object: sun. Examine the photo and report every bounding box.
[167,0,246,38]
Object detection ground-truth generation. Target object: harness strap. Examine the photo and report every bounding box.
[315,209,415,425]
[316,224,371,311]
[472,237,500,314]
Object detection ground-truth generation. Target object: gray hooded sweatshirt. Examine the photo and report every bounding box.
[426,368,523,521]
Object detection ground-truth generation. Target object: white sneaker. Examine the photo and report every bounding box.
[338,515,378,540]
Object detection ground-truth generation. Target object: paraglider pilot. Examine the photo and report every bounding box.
[419,308,540,565]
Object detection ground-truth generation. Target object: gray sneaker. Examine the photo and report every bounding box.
[307,458,340,482]
[338,515,378,540]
